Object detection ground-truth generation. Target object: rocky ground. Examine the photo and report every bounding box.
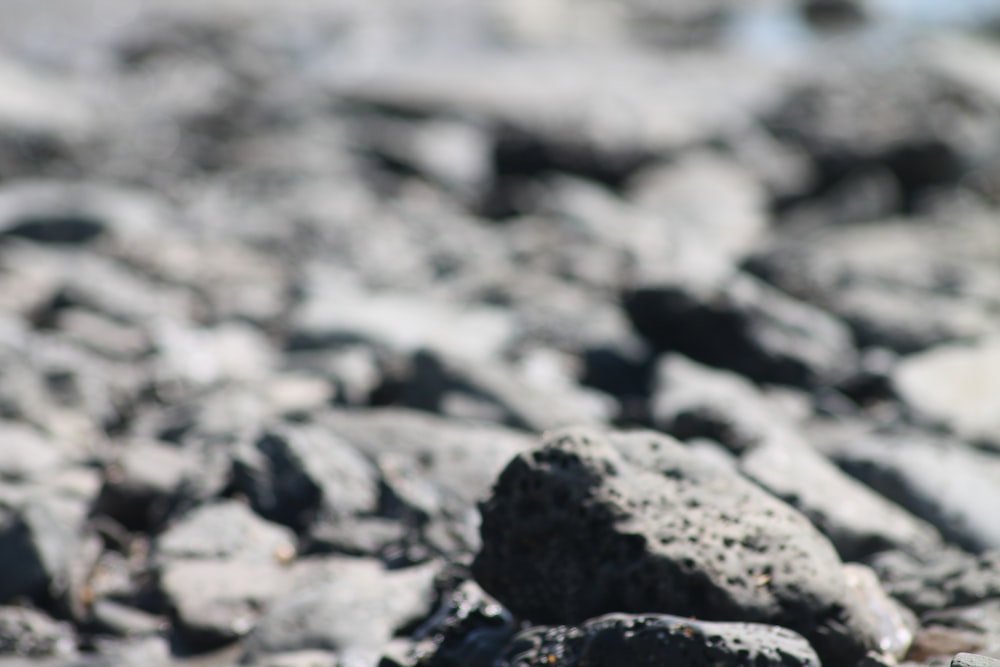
[3,1,1000,666]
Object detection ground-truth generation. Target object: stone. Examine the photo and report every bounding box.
[0,181,172,244]
[397,348,607,433]
[496,612,819,667]
[871,548,1000,615]
[748,216,1000,353]
[410,580,516,667]
[160,559,293,650]
[328,49,790,158]
[317,408,533,518]
[93,439,192,531]
[151,320,278,390]
[953,653,1000,667]
[0,421,66,482]
[473,427,885,666]
[0,606,76,658]
[154,499,297,565]
[828,430,1000,553]
[88,599,164,638]
[241,559,439,660]
[291,271,514,362]
[650,353,799,454]
[740,440,945,560]
[233,422,379,532]
[892,336,1000,448]
[624,270,857,387]
[0,483,94,604]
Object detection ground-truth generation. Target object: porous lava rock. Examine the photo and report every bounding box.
[496,612,820,667]
[473,427,885,665]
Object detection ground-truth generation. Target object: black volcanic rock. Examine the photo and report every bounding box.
[473,427,887,666]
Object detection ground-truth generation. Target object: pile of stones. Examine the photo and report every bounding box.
[2,1,1000,666]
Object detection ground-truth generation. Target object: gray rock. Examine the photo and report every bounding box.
[154,499,297,565]
[624,271,857,387]
[892,336,1000,448]
[106,235,291,325]
[842,563,916,659]
[871,548,1000,615]
[0,56,96,146]
[317,407,533,519]
[397,348,608,433]
[954,653,1000,667]
[160,559,293,650]
[741,440,945,560]
[291,270,514,362]
[151,320,278,391]
[496,612,819,667]
[54,309,150,362]
[827,429,1000,553]
[234,422,379,532]
[0,181,172,244]
[94,439,192,531]
[241,559,438,659]
[0,421,66,482]
[650,353,800,454]
[0,606,75,658]
[749,217,1000,353]
[88,599,164,638]
[0,480,95,604]
[919,601,1000,660]
[353,114,492,200]
[472,427,884,666]
[328,49,790,157]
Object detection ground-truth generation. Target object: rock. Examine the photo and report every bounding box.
[54,309,150,361]
[152,320,278,390]
[0,481,95,604]
[740,440,945,560]
[93,439,192,531]
[106,235,291,325]
[88,599,164,638]
[154,499,297,565]
[625,151,769,269]
[624,270,857,387]
[496,612,819,667]
[546,151,768,287]
[397,348,608,432]
[233,422,379,532]
[329,49,791,159]
[160,559,292,650]
[650,353,799,454]
[892,336,1000,448]
[953,653,1000,667]
[241,559,439,660]
[291,271,514,362]
[827,429,1000,553]
[764,61,965,215]
[0,421,66,482]
[921,34,1000,112]
[917,601,1000,661]
[0,56,95,146]
[748,216,1000,353]
[317,408,533,518]
[871,548,1000,615]
[0,606,76,658]
[473,427,884,666]
[0,181,172,244]
[409,580,516,667]
[352,114,492,199]
[842,563,916,659]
